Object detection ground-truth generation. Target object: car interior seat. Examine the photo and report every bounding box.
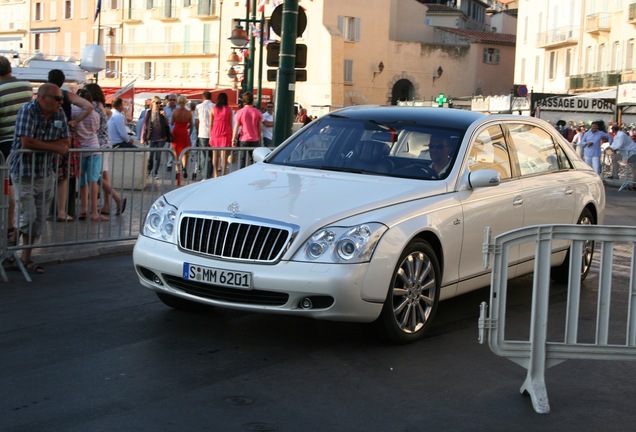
[347,140,393,173]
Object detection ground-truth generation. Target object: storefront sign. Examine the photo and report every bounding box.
[536,97,614,112]
[617,82,636,105]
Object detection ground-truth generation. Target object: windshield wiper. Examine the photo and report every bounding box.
[319,165,365,174]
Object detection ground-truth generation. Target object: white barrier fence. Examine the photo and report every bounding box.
[479,224,636,414]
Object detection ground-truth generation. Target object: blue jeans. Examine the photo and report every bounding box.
[147,141,165,175]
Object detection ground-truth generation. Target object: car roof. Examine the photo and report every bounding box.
[325,105,486,130]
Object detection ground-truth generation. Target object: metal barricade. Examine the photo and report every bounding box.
[602,148,636,191]
[479,224,636,414]
[0,151,13,282]
[1,145,259,281]
[177,146,259,183]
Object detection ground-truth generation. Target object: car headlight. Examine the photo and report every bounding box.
[296,223,387,263]
[142,197,178,243]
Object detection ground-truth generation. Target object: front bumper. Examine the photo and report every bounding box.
[133,236,384,322]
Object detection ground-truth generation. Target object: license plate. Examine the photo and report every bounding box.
[183,263,252,290]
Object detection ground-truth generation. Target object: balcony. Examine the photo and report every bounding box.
[123,8,144,23]
[569,71,621,91]
[109,41,219,57]
[151,6,179,21]
[585,13,611,34]
[188,1,218,20]
[629,3,636,23]
[536,26,578,48]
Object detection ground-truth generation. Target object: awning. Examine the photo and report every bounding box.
[570,89,617,99]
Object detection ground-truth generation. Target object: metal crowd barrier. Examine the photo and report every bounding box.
[2,145,259,282]
[0,151,15,282]
[479,224,636,414]
[602,148,636,191]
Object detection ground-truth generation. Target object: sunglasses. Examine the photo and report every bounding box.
[169,99,177,101]
[154,101,162,105]
[46,94,64,102]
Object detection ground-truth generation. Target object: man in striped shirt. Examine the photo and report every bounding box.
[0,56,33,255]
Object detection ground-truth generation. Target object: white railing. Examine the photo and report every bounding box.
[479,224,636,414]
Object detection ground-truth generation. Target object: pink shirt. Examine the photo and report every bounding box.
[235,105,262,142]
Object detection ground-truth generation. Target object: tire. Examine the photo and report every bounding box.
[156,292,212,312]
[551,208,595,283]
[372,240,441,344]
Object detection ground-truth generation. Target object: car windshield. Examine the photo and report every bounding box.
[267,116,465,180]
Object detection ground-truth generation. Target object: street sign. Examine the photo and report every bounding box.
[266,43,307,68]
[435,93,448,107]
[514,84,528,97]
[267,69,307,82]
[270,5,307,38]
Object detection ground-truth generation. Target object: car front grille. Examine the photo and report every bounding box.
[178,214,297,263]
[163,274,289,306]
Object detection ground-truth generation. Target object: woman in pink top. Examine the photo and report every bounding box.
[209,92,233,177]
[231,92,262,168]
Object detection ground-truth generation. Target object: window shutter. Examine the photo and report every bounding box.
[354,17,361,41]
[337,15,343,34]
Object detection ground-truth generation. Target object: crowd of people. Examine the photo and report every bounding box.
[553,118,636,183]
[137,90,295,180]
[1,58,128,275]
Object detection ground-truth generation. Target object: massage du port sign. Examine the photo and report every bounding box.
[536,96,614,113]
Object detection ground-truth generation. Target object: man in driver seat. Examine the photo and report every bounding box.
[429,135,453,178]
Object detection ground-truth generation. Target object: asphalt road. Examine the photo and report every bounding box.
[1,185,635,432]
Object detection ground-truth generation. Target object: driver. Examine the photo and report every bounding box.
[429,135,453,178]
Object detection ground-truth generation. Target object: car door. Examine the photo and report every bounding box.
[456,124,524,296]
[506,122,577,267]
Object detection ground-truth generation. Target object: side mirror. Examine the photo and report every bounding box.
[468,169,500,189]
[252,147,272,163]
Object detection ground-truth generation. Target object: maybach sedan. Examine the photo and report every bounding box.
[133,106,605,344]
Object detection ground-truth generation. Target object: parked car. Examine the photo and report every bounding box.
[133,106,605,344]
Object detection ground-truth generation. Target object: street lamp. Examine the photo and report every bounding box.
[228,0,265,106]
[229,25,249,47]
[227,50,240,67]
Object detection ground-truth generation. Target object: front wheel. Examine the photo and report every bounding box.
[371,240,441,344]
[551,208,595,283]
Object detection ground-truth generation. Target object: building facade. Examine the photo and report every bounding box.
[515,0,636,95]
[0,0,517,117]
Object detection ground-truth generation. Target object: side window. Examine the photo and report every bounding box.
[508,123,560,175]
[468,125,512,180]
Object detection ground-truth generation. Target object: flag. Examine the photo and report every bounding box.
[107,80,136,122]
[94,0,101,22]
[258,0,266,12]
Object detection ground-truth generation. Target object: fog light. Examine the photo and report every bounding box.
[153,275,163,285]
[300,298,313,309]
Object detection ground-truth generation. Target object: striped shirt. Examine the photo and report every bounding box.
[0,77,33,145]
[10,99,70,178]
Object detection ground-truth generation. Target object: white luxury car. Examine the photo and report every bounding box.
[133,106,605,344]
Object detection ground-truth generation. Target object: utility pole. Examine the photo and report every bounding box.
[272,0,299,146]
